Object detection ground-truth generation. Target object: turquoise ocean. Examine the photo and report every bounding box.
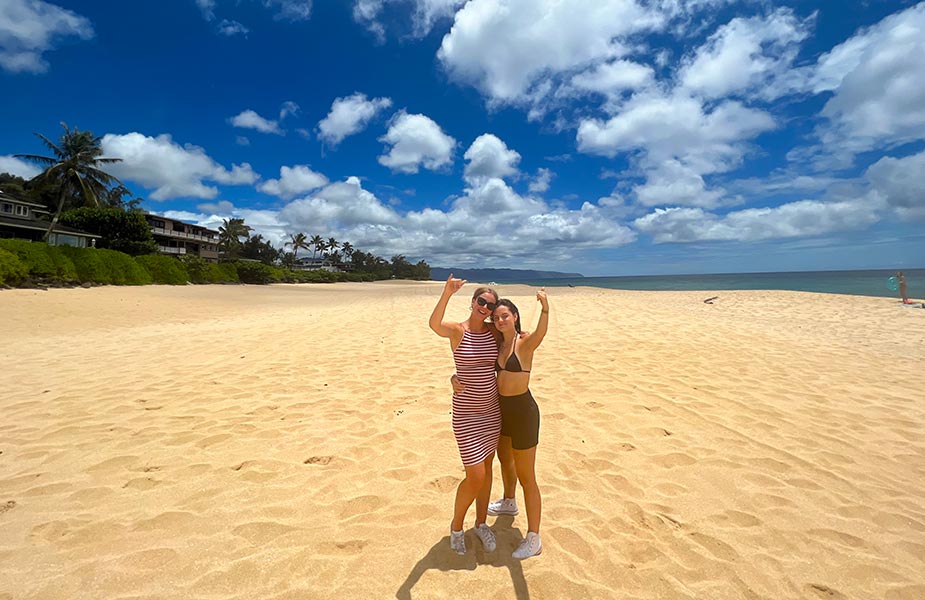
[505,269,925,299]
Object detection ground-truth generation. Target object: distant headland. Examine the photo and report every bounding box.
[430,267,584,282]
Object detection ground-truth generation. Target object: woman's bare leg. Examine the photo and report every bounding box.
[513,446,541,533]
[451,460,487,531]
[497,435,517,499]
[474,452,494,525]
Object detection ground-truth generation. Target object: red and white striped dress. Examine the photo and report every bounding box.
[452,328,501,466]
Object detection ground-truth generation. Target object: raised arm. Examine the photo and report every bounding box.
[523,287,549,351]
[429,273,467,338]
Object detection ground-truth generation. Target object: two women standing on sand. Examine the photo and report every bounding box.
[429,275,548,560]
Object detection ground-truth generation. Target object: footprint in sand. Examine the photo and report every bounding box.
[122,477,160,490]
[304,456,333,465]
[195,434,232,448]
[0,500,16,514]
[430,476,459,493]
[651,453,696,468]
[339,495,385,519]
[805,583,848,599]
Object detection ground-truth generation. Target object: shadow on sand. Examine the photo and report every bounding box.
[396,516,530,599]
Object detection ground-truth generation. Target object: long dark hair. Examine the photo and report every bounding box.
[494,299,521,333]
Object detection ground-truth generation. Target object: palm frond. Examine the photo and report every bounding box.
[13,153,57,167]
[75,173,99,207]
[34,132,64,158]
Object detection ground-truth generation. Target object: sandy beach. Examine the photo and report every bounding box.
[1,282,923,600]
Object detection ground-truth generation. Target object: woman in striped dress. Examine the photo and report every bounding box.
[429,274,502,556]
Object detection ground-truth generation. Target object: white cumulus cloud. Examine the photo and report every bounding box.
[528,168,553,194]
[866,150,925,221]
[258,165,329,199]
[353,0,465,40]
[378,112,456,174]
[101,132,259,200]
[463,134,521,184]
[0,155,42,179]
[809,3,925,162]
[317,93,392,146]
[437,0,662,104]
[678,8,810,101]
[0,0,94,73]
[633,197,882,243]
[229,109,283,135]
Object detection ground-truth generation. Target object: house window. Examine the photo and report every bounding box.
[14,205,29,216]
[1,203,12,213]
[152,219,165,228]
[51,234,81,247]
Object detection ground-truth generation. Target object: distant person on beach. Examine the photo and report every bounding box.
[429,274,502,556]
[452,289,550,559]
[896,272,910,304]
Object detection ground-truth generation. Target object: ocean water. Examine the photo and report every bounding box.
[504,269,925,299]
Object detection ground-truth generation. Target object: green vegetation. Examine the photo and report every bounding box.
[14,123,123,240]
[3,124,431,289]
[0,239,383,288]
[59,207,158,255]
[0,248,28,285]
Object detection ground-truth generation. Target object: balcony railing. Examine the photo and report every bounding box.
[157,246,187,255]
[150,226,218,243]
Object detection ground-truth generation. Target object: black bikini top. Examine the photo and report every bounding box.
[496,340,530,373]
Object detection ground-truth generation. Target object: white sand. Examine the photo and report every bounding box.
[1,282,923,599]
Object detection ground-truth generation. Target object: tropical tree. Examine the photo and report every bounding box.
[15,123,123,240]
[218,217,252,259]
[99,184,143,210]
[284,232,310,259]
[340,242,354,265]
[241,233,279,264]
[279,251,296,270]
[310,234,324,263]
[324,237,339,265]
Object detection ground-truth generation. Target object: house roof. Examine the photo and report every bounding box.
[143,211,220,235]
[0,190,47,209]
[0,215,101,237]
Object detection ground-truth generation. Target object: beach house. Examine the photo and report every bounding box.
[143,212,220,262]
[0,190,100,247]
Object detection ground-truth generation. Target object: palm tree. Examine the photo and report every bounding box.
[218,217,252,259]
[325,237,339,265]
[310,234,324,264]
[16,123,123,240]
[284,232,309,259]
[340,241,354,264]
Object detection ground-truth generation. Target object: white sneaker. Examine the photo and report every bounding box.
[487,497,519,516]
[450,529,466,555]
[474,523,496,552]
[512,532,542,559]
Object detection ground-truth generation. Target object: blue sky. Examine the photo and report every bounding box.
[1,0,924,276]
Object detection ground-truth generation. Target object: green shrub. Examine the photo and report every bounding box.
[234,260,277,284]
[0,238,57,278]
[96,248,151,285]
[179,255,211,284]
[45,245,79,281]
[213,262,239,283]
[134,255,189,285]
[180,255,240,284]
[59,207,158,256]
[0,247,27,285]
[57,245,107,283]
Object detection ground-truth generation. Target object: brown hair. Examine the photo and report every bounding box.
[471,286,499,302]
[494,299,521,333]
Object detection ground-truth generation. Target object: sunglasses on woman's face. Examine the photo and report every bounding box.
[476,297,497,311]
